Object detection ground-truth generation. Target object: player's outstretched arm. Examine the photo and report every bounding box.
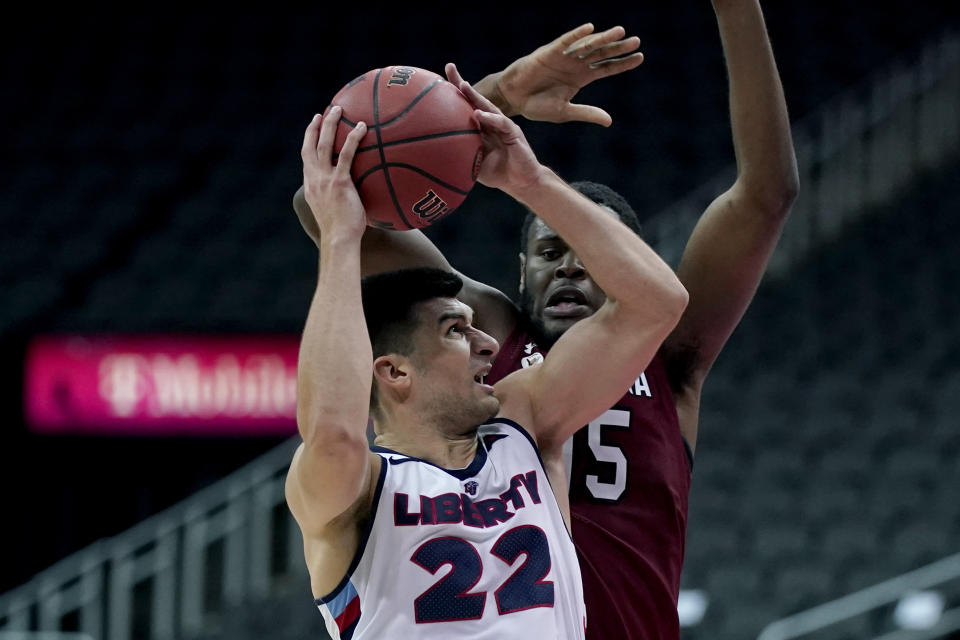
[456,72,688,448]
[285,109,378,542]
[662,0,799,449]
[468,23,644,127]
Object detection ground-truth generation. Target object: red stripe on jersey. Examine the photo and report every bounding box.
[335,595,361,632]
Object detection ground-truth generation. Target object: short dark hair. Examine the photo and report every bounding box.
[519,180,643,253]
[362,267,464,359]
[361,268,463,418]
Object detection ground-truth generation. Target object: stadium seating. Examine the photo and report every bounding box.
[2,3,958,638]
[681,163,960,639]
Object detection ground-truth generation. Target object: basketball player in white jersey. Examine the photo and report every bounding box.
[286,76,688,639]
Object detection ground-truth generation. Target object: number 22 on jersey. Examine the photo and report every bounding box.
[411,525,554,623]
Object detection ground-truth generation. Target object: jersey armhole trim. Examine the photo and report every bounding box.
[314,455,389,605]
[487,416,539,454]
[682,437,694,473]
[487,417,559,489]
[486,417,552,484]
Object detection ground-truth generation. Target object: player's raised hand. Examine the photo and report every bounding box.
[300,107,367,241]
[448,64,543,196]
[471,23,643,127]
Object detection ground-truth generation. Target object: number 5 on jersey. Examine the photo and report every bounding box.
[582,409,630,502]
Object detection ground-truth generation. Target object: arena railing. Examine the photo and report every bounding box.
[756,552,960,640]
[0,438,305,640]
[646,29,960,277]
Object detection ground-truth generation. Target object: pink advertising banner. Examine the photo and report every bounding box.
[25,335,301,436]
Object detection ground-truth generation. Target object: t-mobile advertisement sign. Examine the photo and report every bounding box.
[25,335,301,435]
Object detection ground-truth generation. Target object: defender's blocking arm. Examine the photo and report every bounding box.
[663,0,799,448]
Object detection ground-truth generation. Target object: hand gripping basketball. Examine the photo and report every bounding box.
[445,63,543,196]
[301,108,368,241]
[326,66,484,230]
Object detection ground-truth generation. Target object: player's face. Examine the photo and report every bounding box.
[520,217,608,345]
[409,298,501,429]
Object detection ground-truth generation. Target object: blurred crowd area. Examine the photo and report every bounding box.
[2,3,959,637]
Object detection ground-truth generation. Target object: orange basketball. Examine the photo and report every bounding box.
[326,66,484,230]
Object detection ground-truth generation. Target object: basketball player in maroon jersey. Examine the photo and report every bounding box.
[294,3,798,637]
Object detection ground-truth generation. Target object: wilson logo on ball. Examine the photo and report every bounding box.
[327,65,482,230]
[412,190,449,220]
[387,67,416,87]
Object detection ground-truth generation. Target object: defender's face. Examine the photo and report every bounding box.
[520,217,607,344]
[409,298,501,428]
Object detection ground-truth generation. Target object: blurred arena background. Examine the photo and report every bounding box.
[1,2,959,638]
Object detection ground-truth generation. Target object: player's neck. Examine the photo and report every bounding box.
[373,424,479,470]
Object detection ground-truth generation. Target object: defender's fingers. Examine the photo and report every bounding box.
[556,23,595,50]
[579,36,642,62]
[564,25,627,56]
[316,105,342,160]
[301,113,322,162]
[335,121,366,174]
[589,52,645,75]
[565,104,612,127]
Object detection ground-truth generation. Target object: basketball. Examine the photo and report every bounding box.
[326,66,484,230]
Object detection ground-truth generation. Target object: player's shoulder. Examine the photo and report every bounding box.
[658,332,708,397]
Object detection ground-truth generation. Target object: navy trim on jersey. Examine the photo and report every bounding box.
[369,440,489,480]
[340,615,360,640]
[682,437,695,472]
[487,417,551,484]
[315,455,389,605]
[487,417,539,453]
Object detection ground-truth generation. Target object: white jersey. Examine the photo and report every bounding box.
[316,418,586,640]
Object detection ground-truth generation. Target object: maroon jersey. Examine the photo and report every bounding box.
[487,322,692,640]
